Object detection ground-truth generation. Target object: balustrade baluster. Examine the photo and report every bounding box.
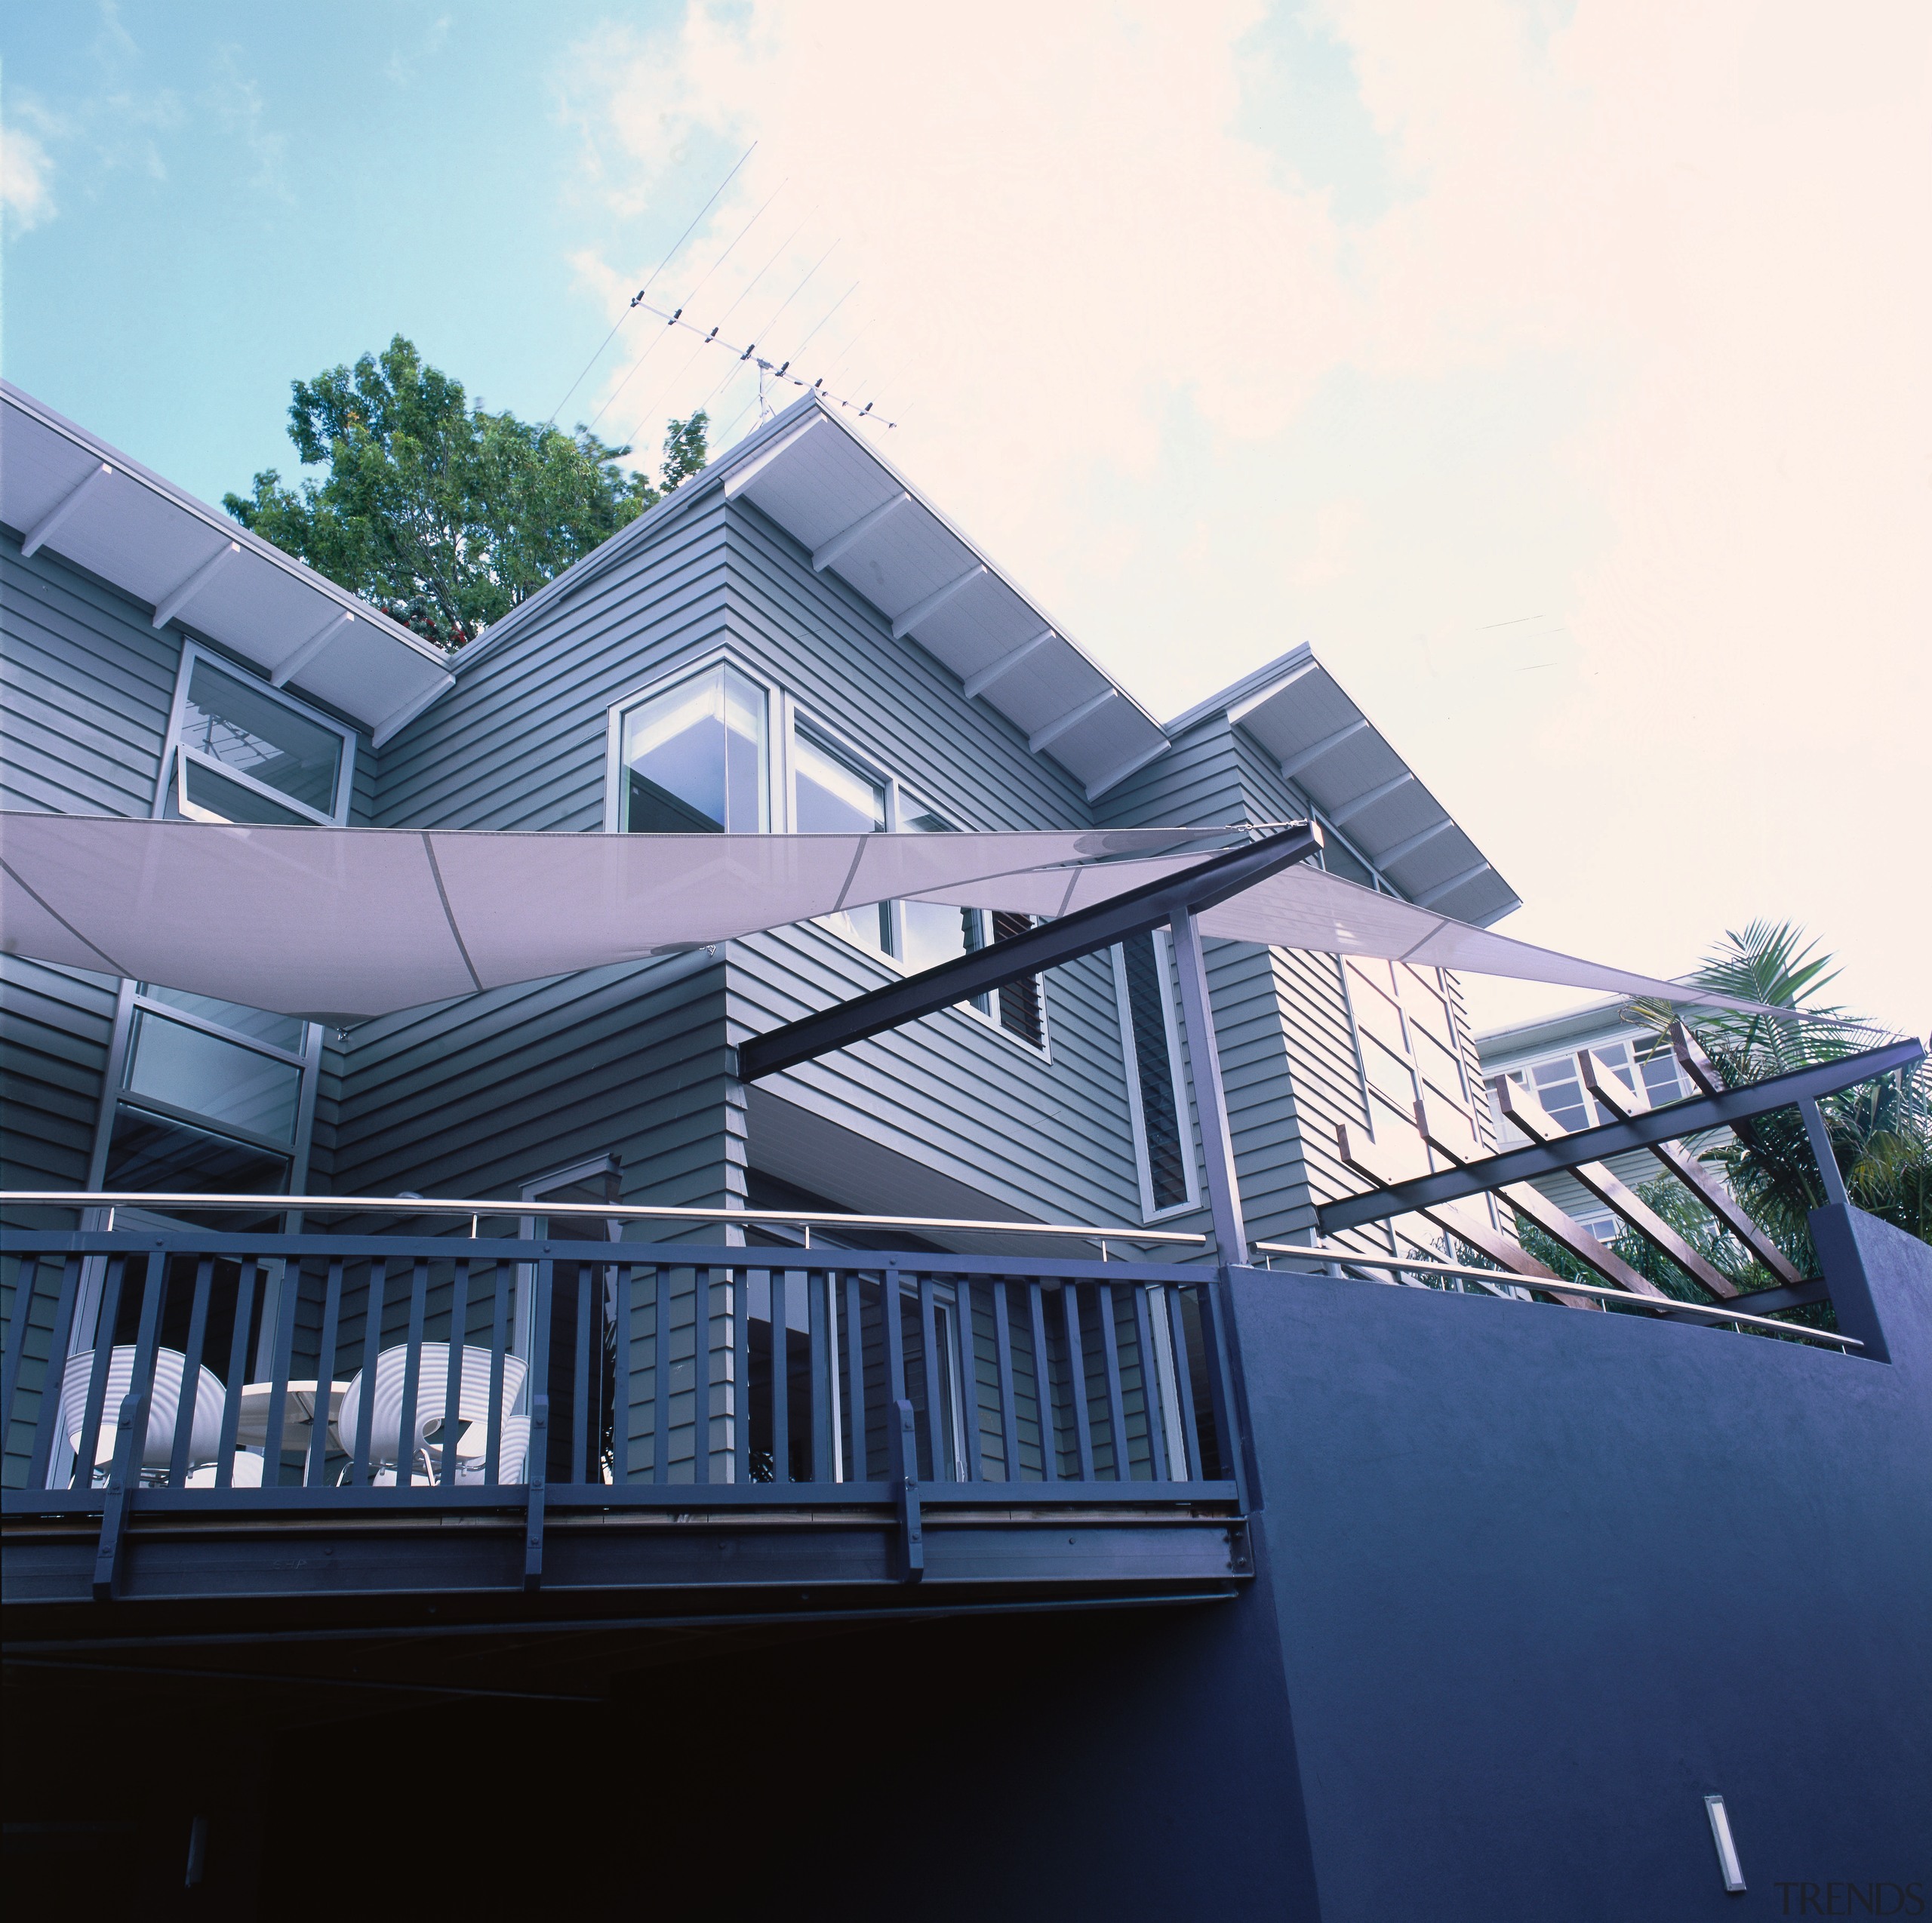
[394,1260,429,1490]
[72,1256,126,1490]
[214,1262,258,1489]
[1026,1280,1057,1481]
[302,1259,344,1489]
[441,1260,470,1488]
[992,1278,1020,1485]
[1063,1282,1096,1483]
[169,1258,215,1489]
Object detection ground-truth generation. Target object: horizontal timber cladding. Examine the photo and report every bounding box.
[719,498,1148,1230]
[0,956,117,1194]
[320,953,740,1222]
[0,540,173,1205]
[0,534,178,819]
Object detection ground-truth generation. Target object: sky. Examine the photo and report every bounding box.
[3,0,1927,1038]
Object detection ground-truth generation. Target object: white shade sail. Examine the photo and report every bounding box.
[0,814,1751,1023]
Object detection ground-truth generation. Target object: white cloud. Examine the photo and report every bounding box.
[555,0,1931,1031]
[0,122,57,232]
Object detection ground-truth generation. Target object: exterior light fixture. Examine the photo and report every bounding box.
[1704,1794,1746,1893]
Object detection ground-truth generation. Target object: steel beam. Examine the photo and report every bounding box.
[735,823,1321,1081]
[1316,1038,1924,1235]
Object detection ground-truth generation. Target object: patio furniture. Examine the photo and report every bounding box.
[336,1343,528,1484]
[57,1346,226,1484]
[233,1379,350,1457]
[451,1413,532,1485]
[184,1451,266,1488]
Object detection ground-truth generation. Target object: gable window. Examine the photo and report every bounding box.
[619,663,768,833]
[1114,929,1195,1217]
[164,651,352,826]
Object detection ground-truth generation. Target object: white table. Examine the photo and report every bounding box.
[234,1380,349,1454]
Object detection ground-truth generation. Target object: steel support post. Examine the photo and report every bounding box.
[1170,906,1247,1265]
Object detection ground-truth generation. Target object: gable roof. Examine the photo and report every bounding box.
[1171,643,1520,928]
[0,381,454,744]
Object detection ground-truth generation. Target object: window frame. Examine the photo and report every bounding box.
[1112,928,1199,1223]
[91,648,343,1203]
[154,642,358,828]
[601,650,777,835]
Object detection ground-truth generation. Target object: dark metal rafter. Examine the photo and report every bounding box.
[734,823,1322,1082]
[1316,1038,1924,1235]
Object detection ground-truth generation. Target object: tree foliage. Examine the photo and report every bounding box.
[1635,921,1930,1249]
[224,335,707,651]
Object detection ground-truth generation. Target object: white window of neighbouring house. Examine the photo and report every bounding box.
[618,663,769,833]
[162,649,353,826]
[1114,930,1196,1219]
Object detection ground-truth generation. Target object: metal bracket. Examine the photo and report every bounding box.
[887,1398,924,1583]
[523,1395,549,1593]
[91,1389,147,1602]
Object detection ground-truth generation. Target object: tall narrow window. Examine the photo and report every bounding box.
[795,731,890,953]
[620,664,768,833]
[1115,930,1192,1215]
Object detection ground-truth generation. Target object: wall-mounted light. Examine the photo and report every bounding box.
[1705,1794,1746,1893]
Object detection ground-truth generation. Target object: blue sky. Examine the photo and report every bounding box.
[1,1,738,502]
[3,2,1925,1034]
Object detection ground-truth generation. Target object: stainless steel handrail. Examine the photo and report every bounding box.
[0,1190,1208,1248]
[1250,1242,1859,1349]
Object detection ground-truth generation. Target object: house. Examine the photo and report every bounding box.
[0,381,1507,1269]
[1476,996,1698,1237]
[3,380,1925,1920]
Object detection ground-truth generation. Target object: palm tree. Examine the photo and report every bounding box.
[1639,922,1929,1251]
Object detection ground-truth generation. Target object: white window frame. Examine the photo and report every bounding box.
[154,642,357,827]
[1112,928,1199,1222]
[601,649,775,835]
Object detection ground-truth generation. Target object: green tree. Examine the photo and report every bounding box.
[224,335,708,651]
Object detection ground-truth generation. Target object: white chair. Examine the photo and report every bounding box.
[59,1346,227,1485]
[452,1414,531,1485]
[336,1343,528,1484]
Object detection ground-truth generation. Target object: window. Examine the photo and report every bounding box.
[619,663,768,833]
[164,651,351,826]
[602,663,1045,1049]
[795,731,891,952]
[93,653,340,1208]
[899,807,990,977]
[1491,1036,1684,1141]
[98,984,315,1201]
[1114,930,1195,1217]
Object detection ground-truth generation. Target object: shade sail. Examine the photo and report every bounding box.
[0,813,1752,1023]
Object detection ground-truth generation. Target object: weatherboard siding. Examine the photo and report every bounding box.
[721,497,1147,1230]
[0,540,176,1195]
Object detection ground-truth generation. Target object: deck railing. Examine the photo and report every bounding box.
[1,1229,1244,1593]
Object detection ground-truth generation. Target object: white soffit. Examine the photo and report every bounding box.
[1195,645,1520,928]
[725,401,1171,801]
[0,381,454,743]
